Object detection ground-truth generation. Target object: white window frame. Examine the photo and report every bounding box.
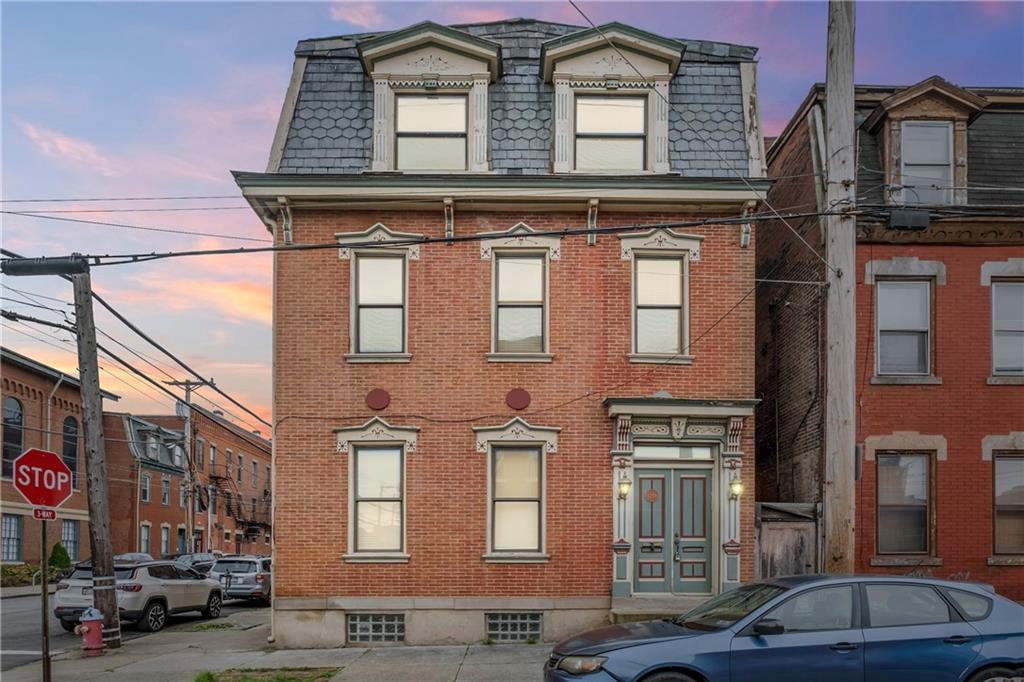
[2,513,23,562]
[236,454,243,483]
[140,522,151,555]
[251,460,258,487]
[991,280,1024,377]
[337,417,419,563]
[141,473,151,503]
[491,249,550,358]
[61,519,79,561]
[353,252,407,356]
[632,254,690,358]
[160,524,170,557]
[161,476,171,506]
[179,481,188,508]
[900,120,953,205]
[875,279,932,377]
[573,93,649,172]
[393,92,469,172]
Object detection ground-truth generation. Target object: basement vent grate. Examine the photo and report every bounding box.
[347,613,405,643]
[486,612,542,642]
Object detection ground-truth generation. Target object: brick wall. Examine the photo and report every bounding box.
[274,209,757,599]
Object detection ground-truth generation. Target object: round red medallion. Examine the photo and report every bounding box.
[365,388,390,411]
[505,388,531,410]
[645,489,659,503]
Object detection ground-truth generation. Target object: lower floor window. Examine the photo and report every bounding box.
[61,519,79,561]
[2,514,22,562]
[347,614,405,643]
[877,452,930,554]
[354,446,403,552]
[486,612,542,642]
[995,454,1024,554]
[140,525,151,555]
[491,447,542,552]
[161,527,170,556]
[177,528,187,553]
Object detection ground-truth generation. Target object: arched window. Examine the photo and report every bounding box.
[2,397,24,479]
[62,417,79,488]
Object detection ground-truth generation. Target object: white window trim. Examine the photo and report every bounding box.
[873,279,934,379]
[160,523,171,555]
[336,418,419,563]
[900,120,954,205]
[141,473,151,503]
[473,417,560,563]
[139,521,152,554]
[161,476,171,506]
[989,279,1024,379]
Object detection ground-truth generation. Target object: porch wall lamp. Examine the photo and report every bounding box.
[617,471,633,500]
[729,476,744,500]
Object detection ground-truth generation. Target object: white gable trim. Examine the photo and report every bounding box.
[479,222,562,260]
[473,417,561,453]
[335,417,420,453]
[619,228,704,261]
[336,223,425,260]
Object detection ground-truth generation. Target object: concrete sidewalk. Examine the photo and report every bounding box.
[2,607,550,681]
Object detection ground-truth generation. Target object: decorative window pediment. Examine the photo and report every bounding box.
[335,417,419,453]
[473,417,560,453]
[479,222,562,260]
[862,76,988,132]
[359,21,502,81]
[336,223,424,260]
[539,23,684,83]
[619,228,703,261]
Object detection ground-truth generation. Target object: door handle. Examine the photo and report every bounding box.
[829,642,859,652]
[673,533,681,562]
[943,635,973,645]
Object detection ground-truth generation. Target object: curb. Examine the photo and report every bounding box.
[1,584,58,599]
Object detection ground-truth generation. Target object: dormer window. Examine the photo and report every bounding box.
[395,95,467,171]
[901,121,952,205]
[575,96,646,171]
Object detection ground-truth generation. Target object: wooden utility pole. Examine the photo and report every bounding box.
[165,379,212,552]
[823,0,858,574]
[72,268,122,648]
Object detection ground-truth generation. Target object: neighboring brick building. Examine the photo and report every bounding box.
[237,19,768,646]
[756,77,1024,598]
[1,347,119,566]
[105,405,271,559]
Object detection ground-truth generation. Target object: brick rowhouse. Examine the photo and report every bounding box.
[237,19,769,646]
[757,77,1024,598]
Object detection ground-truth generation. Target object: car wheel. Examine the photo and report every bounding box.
[137,601,167,633]
[641,672,698,682]
[59,619,77,633]
[202,592,222,619]
[967,668,1019,682]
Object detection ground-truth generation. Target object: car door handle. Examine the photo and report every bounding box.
[829,642,859,652]
[943,635,974,645]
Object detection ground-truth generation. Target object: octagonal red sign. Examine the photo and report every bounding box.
[13,448,73,509]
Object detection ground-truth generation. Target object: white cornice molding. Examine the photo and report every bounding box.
[473,417,561,453]
[334,417,420,453]
[478,222,561,260]
[336,223,425,260]
[619,227,704,260]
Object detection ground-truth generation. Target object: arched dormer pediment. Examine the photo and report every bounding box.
[359,21,502,82]
[539,22,685,83]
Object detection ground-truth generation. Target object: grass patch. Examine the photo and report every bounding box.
[195,668,339,682]
[191,622,235,632]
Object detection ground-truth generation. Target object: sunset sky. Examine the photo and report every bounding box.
[2,1,1022,432]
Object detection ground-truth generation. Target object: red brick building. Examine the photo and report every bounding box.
[105,405,271,559]
[757,77,1024,598]
[1,347,119,566]
[237,19,768,646]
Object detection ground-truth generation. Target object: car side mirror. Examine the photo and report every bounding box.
[753,618,785,636]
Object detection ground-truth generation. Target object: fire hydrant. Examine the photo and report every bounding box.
[74,608,106,657]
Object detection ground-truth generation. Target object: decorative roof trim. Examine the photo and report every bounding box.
[473,417,561,453]
[266,56,309,173]
[334,417,420,453]
[540,22,685,82]
[862,75,989,132]
[358,21,502,80]
[619,228,704,260]
[604,396,758,418]
[336,222,425,260]
[478,222,561,260]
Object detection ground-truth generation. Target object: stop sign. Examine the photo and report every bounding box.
[13,449,73,509]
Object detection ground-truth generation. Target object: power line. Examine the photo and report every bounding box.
[565,0,840,276]
[3,211,272,243]
[24,206,251,214]
[0,194,240,204]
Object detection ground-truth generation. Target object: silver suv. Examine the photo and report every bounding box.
[209,556,271,603]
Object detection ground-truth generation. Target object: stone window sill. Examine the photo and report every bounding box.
[870,375,943,385]
[486,353,553,363]
[342,553,410,564]
[870,555,943,567]
[987,555,1024,566]
[629,354,694,365]
[345,353,412,364]
[482,552,550,564]
[988,376,1024,385]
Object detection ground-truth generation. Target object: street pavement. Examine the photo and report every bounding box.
[1,603,552,681]
[0,594,267,672]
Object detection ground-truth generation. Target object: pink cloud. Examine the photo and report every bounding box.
[445,6,513,24]
[117,276,273,326]
[18,120,118,177]
[330,1,385,28]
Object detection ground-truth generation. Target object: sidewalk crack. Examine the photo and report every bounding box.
[451,645,469,681]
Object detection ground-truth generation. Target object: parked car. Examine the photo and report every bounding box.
[113,552,153,562]
[208,556,271,603]
[54,561,223,633]
[545,575,1024,682]
[165,552,217,576]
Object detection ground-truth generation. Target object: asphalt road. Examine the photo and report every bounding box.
[0,593,267,672]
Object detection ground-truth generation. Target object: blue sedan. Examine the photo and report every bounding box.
[545,575,1024,682]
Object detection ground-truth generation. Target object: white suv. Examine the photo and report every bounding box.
[54,561,223,633]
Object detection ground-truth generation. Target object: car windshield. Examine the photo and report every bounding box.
[674,582,787,630]
[213,560,256,573]
[69,567,136,581]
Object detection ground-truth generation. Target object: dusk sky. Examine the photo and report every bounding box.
[2,1,1022,432]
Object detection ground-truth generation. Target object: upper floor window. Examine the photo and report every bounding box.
[161,477,171,506]
[992,281,1024,376]
[395,95,467,171]
[236,454,243,482]
[62,417,79,489]
[876,280,930,376]
[901,121,952,205]
[635,256,686,355]
[251,460,258,487]
[2,397,24,479]
[195,440,205,472]
[141,473,151,503]
[494,253,546,354]
[575,96,646,171]
[355,254,406,354]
